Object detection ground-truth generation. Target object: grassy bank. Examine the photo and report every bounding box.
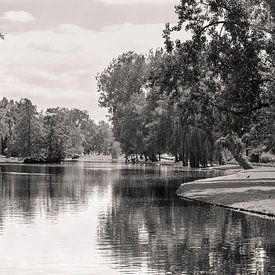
[177,166,275,217]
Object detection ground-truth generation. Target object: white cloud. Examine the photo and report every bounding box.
[0,22,189,121]
[58,24,86,33]
[102,0,177,4]
[1,10,35,23]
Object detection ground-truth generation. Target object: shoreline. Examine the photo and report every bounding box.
[2,155,275,218]
[177,166,275,218]
[0,157,22,163]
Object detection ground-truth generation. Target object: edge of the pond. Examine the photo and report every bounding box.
[176,166,275,218]
[178,196,275,220]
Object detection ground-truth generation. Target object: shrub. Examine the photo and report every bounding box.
[260,152,275,163]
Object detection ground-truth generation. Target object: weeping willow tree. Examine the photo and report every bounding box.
[183,128,211,168]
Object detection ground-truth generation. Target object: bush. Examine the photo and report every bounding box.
[260,152,275,163]
[249,148,261,163]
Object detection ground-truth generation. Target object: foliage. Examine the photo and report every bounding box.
[12,99,44,158]
[163,0,273,168]
[260,151,275,163]
[93,121,113,155]
[168,0,273,123]
[0,97,114,162]
[43,108,71,161]
[97,0,274,168]
[97,52,149,158]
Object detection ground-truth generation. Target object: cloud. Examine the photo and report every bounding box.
[0,22,189,121]
[58,24,86,33]
[0,1,178,32]
[1,10,35,22]
[102,0,177,4]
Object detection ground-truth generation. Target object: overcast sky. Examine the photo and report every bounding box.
[0,0,181,121]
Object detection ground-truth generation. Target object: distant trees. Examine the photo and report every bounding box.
[43,108,70,162]
[92,121,113,155]
[13,99,44,159]
[111,141,121,160]
[0,97,113,162]
[0,98,18,157]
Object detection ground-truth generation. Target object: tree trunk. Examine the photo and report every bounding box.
[174,151,179,162]
[181,144,187,166]
[144,152,148,162]
[224,134,253,170]
[6,139,11,158]
[125,153,129,163]
[233,153,253,170]
[149,152,157,162]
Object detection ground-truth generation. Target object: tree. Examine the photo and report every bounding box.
[12,99,44,158]
[66,109,90,156]
[216,134,253,169]
[43,108,71,162]
[0,107,8,155]
[81,118,97,155]
[146,49,183,162]
[93,121,112,155]
[0,97,111,161]
[97,52,148,158]
[0,98,19,157]
[95,1,273,168]
[163,0,274,169]
[146,48,216,166]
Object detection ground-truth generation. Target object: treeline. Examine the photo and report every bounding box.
[97,0,274,168]
[0,97,113,162]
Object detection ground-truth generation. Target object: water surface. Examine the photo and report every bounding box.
[0,161,275,274]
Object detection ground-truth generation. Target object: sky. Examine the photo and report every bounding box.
[0,0,183,121]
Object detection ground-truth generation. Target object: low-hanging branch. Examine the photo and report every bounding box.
[195,21,228,37]
[209,97,275,116]
[195,88,275,116]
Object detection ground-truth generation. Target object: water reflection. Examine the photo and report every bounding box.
[97,167,275,275]
[0,162,275,274]
[0,163,120,224]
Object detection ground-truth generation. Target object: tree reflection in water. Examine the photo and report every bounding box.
[97,170,275,275]
[0,163,275,274]
[0,163,118,223]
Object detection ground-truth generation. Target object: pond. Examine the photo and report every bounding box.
[0,161,275,274]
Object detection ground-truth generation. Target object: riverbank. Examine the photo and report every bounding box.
[177,166,275,217]
[0,156,22,163]
[0,155,123,164]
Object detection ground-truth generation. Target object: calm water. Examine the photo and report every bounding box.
[0,161,275,275]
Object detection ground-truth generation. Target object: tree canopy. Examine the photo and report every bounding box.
[97,0,274,168]
[0,97,113,162]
